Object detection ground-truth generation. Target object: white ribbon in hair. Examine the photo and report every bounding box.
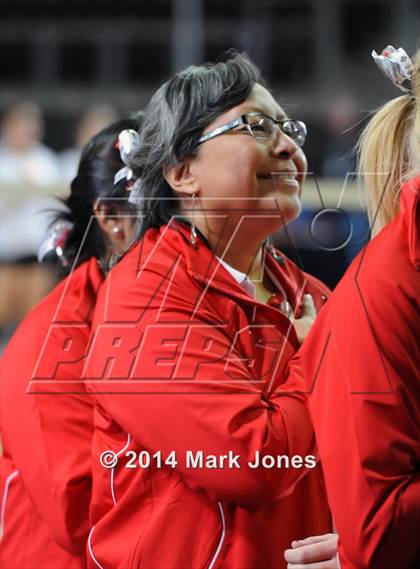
[113,128,141,187]
[127,179,143,205]
[371,45,413,93]
[37,219,74,266]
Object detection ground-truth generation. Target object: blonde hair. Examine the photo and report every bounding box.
[357,49,420,234]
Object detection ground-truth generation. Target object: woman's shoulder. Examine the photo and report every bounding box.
[2,259,101,365]
[107,226,193,292]
[13,260,95,329]
[95,226,207,324]
[323,204,419,329]
[351,192,418,302]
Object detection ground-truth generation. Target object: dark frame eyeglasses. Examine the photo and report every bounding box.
[197,112,307,147]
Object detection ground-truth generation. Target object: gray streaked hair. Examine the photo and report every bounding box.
[131,51,264,236]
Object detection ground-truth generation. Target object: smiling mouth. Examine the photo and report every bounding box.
[257,171,298,181]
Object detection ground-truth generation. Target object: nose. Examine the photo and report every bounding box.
[269,127,300,160]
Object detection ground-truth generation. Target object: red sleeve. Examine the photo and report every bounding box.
[1,303,93,555]
[85,268,318,508]
[292,264,420,568]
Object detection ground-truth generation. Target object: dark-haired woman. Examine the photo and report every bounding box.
[85,54,332,568]
[0,118,139,568]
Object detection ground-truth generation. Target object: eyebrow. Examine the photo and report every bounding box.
[245,107,288,121]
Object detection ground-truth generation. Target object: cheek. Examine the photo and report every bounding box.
[294,149,307,175]
[293,149,308,194]
[229,146,260,191]
[197,143,258,196]
[234,142,269,181]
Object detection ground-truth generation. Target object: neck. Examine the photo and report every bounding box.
[221,242,264,279]
[192,218,265,278]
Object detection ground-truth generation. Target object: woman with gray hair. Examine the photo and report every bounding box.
[85,52,333,569]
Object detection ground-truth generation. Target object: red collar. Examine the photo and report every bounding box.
[168,219,260,305]
[166,219,292,310]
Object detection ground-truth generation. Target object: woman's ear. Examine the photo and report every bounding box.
[93,200,134,253]
[164,159,200,197]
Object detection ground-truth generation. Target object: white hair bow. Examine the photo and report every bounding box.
[371,45,413,93]
[113,128,141,188]
[38,219,74,266]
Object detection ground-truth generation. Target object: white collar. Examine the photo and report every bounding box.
[217,257,256,299]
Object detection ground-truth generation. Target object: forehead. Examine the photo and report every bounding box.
[208,83,286,130]
[242,83,286,119]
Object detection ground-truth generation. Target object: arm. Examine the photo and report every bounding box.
[84,271,318,508]
[1,318,93,554]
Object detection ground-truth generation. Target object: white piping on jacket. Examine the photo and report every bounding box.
[110,433,131,507]
[116,433,132,457]
[1,469,19,532]
[208,502,226,569]
[88,526,105,569]
[110,468,118,507]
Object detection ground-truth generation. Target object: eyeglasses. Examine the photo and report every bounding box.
[197,112,307,147]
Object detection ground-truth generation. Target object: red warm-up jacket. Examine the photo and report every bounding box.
[0,258,103,568]
[291,177,420,569]
[84,220,332,569]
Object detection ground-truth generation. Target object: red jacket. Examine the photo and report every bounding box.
[0,258,102,568]
[85,221,331,569]
[291,177,420,568]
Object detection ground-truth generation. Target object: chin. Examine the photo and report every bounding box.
[274,196,302,226]
[289,198,302,221]
[256,202,301,237]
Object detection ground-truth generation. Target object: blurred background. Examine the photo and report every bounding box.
[1,0,419,344]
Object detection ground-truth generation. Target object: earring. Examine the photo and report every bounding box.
[190,193,198,247]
